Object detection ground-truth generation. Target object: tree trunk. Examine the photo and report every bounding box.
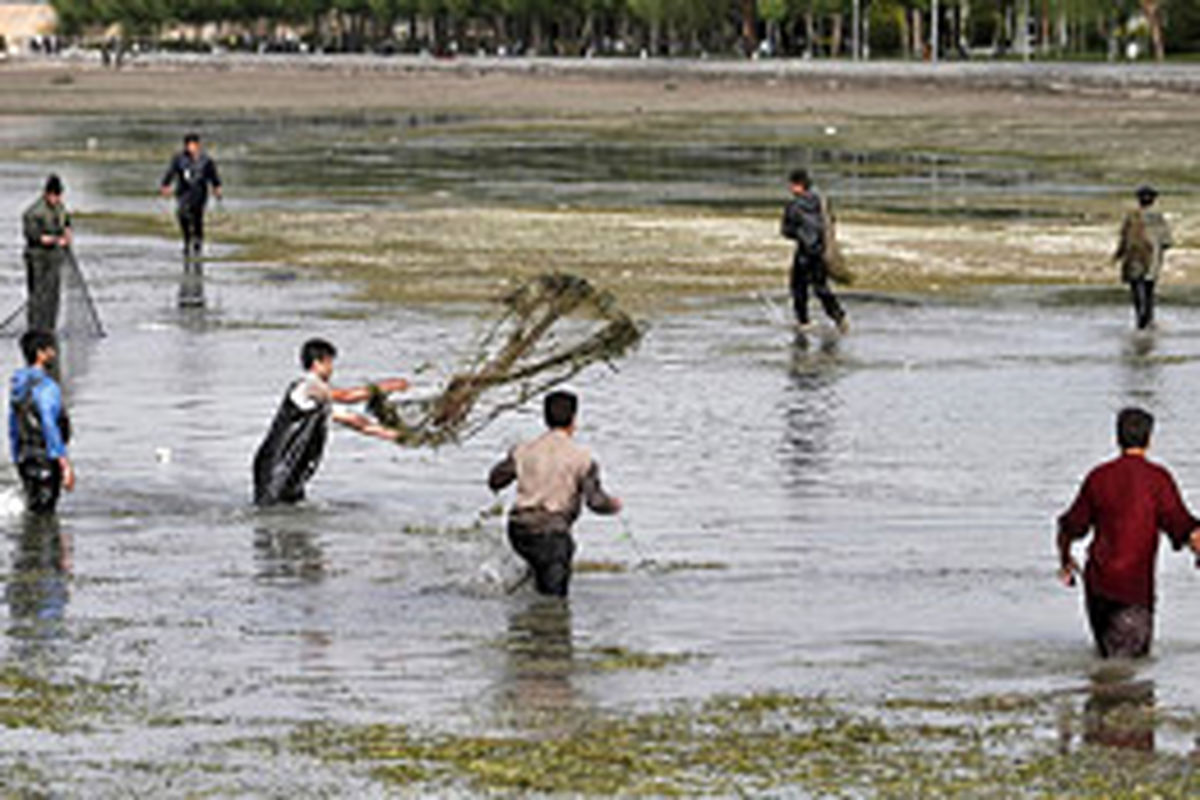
[741,0,757,55]
[911,7,924,59]
[1141,0,1165,61]
[804,12,815,57]
[831,13,843,57]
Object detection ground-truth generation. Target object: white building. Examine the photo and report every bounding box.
[0,1,57,55]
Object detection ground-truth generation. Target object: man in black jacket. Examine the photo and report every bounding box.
[160,132,222,259]
[781,169,848,333]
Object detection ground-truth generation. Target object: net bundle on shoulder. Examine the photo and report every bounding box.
[367,273,642,448]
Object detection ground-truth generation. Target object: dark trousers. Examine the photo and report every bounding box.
[791,253,845,326]
[1086,585,1153,659]
[178,205,206,256]
[24,250,62,331]
[18,458,63,515]
[508,525,576,597]
[1129,279,1155,330]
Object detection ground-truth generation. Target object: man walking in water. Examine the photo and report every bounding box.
[1114,185,1173,330]
[253,338,409,506]
[159,133,222,260]
[22,175,72,331]
[488,391,621,597]
[781,168,848,334]
[1056,407,1200,658]
[8,331,74,514]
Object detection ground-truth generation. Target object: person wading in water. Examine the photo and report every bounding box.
[488,391,621,597]
[160,132,222,261]
[8,331,74,514]
[22,175,72,331]
[1056,407,1200,658]
[780,168,848,335]
[1114,185,1173,331]
[252,338,409,507]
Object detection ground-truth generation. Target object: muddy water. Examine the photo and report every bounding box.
[2,116,1198,792]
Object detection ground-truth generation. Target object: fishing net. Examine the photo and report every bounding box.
[823,198,855,286]
[367,273,643,448]
[0,249,105,339]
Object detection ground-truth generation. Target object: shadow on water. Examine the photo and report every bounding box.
[780,333,844,491]
[254,526,327,584]
[4,514,71,662]
[493,597,580,730]
[1120,330,1162,407]
[1057,664,1158,754]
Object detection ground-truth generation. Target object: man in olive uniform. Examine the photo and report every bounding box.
[21,175,72,332]
[1115,185,1173,331]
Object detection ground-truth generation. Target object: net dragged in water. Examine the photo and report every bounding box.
[0,250,105,339]
[367,273,643,448]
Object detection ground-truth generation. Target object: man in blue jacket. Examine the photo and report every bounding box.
[8,331,74,513]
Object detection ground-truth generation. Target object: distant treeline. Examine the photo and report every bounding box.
[50,1,1200,61]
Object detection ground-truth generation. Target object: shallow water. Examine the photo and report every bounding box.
[2,116,1200,792]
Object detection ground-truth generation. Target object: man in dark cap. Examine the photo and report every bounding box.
[159,132,222,260]
[1114,185,1173,330]
[21,175,72,331]
[780,168,848,334]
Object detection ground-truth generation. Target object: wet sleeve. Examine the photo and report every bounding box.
[160,156,178,189]
[581,461,619,515]
[488,452,516,492]
[1114,215,1130,259]
[1057,475,1094,540]
[36,382,66,460]
[8,403,19,464]
[22,207,43,247]
[1157,472,1197,550]
[780,203,798,241]
[207,158,221,189]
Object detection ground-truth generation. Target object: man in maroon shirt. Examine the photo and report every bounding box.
[1057,407,1200,658]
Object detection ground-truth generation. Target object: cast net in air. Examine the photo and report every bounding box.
[366,273,643,448]
[0,250,105,339]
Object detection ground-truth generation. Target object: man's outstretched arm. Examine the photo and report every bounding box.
[333,410,399,442]
[329,378,409,405]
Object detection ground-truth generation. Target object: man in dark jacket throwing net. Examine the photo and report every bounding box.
[252,338,409,506]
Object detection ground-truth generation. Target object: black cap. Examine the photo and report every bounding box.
[1135,184,1158,201]
[44,173,63,195]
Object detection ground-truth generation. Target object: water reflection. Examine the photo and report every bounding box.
[5,514,71,655]
[178,258,206,310]
[1120,331,1161,407]
[1058,666,1157,754]
[780,333,842,490]
[254,526,327,583]
[494,597,579,728]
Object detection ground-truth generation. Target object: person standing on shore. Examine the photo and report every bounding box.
[22,175,72,332]
[1056,407,1200,658]
[780,169,848,334]
[159,133,222,260]
[1114,185,1173,331]
[487,391,622,597]
[253,338,409,506]
[8,331,74,514]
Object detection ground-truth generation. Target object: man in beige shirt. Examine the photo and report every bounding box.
[1115,184,1174,330]
[488,391,621,597]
